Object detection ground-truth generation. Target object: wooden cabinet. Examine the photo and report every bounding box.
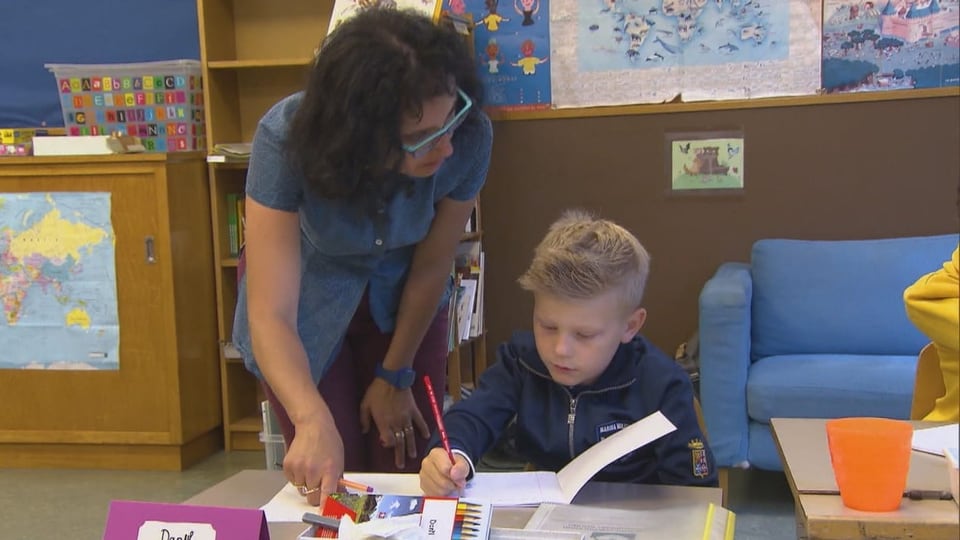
[0,153,220,470]
[196,0,334,450]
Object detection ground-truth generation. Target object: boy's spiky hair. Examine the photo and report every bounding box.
[518,209,650,310]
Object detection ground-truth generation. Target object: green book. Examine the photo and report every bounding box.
[226,193,239,257]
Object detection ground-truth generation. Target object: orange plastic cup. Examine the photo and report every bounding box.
[826,417,913,512]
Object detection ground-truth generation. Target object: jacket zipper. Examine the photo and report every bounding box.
[562,381,637,459]
[566,391,578,458]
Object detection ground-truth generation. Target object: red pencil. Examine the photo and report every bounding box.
[423,375,456,465]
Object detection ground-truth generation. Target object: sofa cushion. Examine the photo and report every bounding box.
[747,354,916,422]
[751,235,957,358]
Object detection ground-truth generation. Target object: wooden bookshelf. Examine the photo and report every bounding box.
[197,0,335,450]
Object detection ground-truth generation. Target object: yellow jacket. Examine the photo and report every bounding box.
[904,247,959,421]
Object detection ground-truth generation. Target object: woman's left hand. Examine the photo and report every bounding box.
[360,378,430,469]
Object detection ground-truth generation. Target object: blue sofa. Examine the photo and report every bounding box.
[699,234,959,472]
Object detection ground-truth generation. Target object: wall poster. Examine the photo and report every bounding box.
[550,0,823,108]
[666,129,745,192]
[0,192,119,370]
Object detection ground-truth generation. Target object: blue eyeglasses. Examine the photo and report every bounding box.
[401,88,473,159]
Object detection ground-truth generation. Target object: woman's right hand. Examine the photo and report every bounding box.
[284,412,344,508]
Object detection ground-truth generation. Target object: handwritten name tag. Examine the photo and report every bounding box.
[137,520,216,540]
[104,500,268,540]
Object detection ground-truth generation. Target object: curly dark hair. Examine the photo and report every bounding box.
[287,8,483,207]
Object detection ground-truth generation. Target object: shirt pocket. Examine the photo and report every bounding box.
[299,204,376,257]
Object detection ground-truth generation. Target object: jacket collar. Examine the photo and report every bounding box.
[507,331,644,392]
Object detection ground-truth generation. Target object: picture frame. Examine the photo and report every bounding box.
[665,129,745,194]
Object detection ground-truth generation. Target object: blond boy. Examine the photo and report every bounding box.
[420,210,716,495]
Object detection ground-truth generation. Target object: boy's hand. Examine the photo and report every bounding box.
[419,448,469,496]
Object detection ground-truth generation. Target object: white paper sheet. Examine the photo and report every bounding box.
[260,411,676,520]
[556,410,676,502]
[524,502,733,539]
[911,424,959,457]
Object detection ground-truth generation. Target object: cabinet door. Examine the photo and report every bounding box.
[0,164,176,444]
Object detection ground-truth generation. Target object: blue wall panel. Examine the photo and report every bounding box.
[0,0,199,127]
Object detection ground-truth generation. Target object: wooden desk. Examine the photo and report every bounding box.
[771,418,959,540]
[185,470,723,537]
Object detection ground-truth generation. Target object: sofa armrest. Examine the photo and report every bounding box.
[699,262,752,467]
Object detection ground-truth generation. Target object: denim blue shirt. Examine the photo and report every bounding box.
[233,92,493,383]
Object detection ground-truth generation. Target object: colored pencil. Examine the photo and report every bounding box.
[423,375,456,465]
[338,478,374,493]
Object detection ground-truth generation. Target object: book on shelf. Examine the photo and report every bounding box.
[224,192,246,258]
[237,195,246,253]
[310,492,492,540]
[226,193,240,257]
[464,204,479,234]
[471,251,485,337]
[207,142,252,163]
[456,278,478,342]
[453,241,484,342]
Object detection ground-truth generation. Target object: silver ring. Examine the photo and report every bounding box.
[403,425,414,433]
[394,430,404,439]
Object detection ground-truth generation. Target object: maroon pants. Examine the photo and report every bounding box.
[262,295,449,472]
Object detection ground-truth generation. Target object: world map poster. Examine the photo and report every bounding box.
[0,193,119,370]
[550,0,823,107]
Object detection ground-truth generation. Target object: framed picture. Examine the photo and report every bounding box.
[665,129,745,194]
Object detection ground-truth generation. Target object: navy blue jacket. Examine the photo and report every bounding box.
[436,331,717,487]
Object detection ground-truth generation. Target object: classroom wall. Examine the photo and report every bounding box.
[480,96,960,359]
[4,2,957,370]
[0,0,199,127]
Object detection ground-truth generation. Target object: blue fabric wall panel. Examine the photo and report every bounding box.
[0,0,199,127]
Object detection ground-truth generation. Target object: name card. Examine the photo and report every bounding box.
[103,500,269,540]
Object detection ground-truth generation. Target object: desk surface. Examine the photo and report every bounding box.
[185,470,723,538]
[771,418,959,540]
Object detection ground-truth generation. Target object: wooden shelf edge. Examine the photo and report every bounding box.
[207,58,313,69]
[487,86,960,122]
[229,415,262,433]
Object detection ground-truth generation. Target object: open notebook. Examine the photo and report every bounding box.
[261,411,676,521]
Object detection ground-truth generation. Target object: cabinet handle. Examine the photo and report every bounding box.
[145,236,156,264]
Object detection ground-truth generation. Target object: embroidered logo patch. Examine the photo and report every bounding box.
[688,438,710,478]
[596,421,626,441]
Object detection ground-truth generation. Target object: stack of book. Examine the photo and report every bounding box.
[225,192,246,257]
[451,240,484,347]
[207,142,252,163]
